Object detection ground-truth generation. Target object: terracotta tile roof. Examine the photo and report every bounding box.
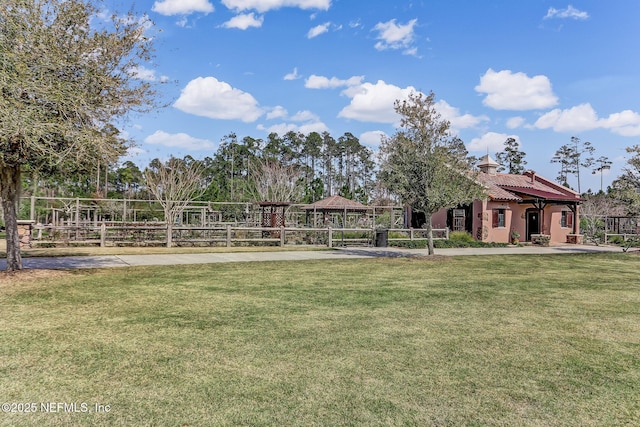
[478,171,581,202]
[304,195,368,211]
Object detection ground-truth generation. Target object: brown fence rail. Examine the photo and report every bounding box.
[29,224,449,249]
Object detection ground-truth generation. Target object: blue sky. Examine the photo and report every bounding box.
[106,0,639,193]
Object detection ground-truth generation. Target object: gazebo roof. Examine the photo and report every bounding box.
[304,195,368,211]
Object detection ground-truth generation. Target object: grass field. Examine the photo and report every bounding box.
[1,253,639,426]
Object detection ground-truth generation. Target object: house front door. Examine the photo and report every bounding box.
[526,210,540,241]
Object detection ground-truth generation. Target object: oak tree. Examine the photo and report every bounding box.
[1,0,159,270]
[379,91,486,255]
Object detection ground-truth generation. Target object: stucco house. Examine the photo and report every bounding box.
[426,155,583,244]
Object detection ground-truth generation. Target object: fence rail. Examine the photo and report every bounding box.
[20,196,406,229]
[30,223,448,249]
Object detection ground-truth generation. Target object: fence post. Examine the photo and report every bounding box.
[410,228,414,241]
[30,196,36,221]
[166,223,172,248]
[280,226,285,246]
[328,227,333,248]
[75,197,80,240]
[226,224,232,247]
[100,223,106,248]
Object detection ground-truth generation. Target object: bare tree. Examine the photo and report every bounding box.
[249,159,304,202]
[580,194,626,245]
[144,158,206,246]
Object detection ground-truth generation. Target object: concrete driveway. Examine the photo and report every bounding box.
[0,244,626,271]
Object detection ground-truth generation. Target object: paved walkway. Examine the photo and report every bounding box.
[0,244,626,271]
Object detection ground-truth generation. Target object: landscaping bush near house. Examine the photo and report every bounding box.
[436,231,507,248]
[389,231,508,249]
[607,235,626,245]
[388,231,409,239]
[449,231,475,245]
[390,239,429,249]
[435,239,508,249]
[335,231,372,240]
[606,234,640,252]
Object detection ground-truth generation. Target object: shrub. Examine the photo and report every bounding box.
[391,240,427,249]
[388,231,508,249]
[448,231,475,246]
[607,235,625,245]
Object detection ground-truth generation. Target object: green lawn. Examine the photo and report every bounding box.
[1,254,639,426]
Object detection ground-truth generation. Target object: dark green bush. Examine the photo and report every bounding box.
[388,232,508,249]
[607,235,625,245]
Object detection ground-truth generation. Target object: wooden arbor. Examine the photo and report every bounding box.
[258,202,291,237]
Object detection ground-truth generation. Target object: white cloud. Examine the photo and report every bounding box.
[129,66,156,81]
[144,130,215,151]
[349,19,363,29]
[221,0,331,13]
[435,100,489,131]
[307,22,330,38]
[266,106,288,119]
[338,80,416,123]
[174,76,264,122]
[129,66,169,83]
[535,103,640,136]
[305,74,364,89]
[468,132,520,153]
[359,130,387,148]
[544,5,589,20]
[506,116,526,129]
[475,69,559,110]
[152,0,214,16]
[263,121,328,135]
[290,110,319,122]
[284,67,301,81]
[337,80,486,128]
[261,108,327,135]
[373,19,418,55]
[601,110,640,136]
[534,103,600,132]
[221,13,264,29]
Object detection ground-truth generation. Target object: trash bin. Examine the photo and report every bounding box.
[375,229,388,247]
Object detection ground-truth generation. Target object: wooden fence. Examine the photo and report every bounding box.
[30,223,449,249]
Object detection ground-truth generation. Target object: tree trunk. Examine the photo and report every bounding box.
[1,164,23,271]
[425,211,435,256]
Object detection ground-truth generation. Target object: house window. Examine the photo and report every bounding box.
[493,208,506,228]
[561,211,574,229]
